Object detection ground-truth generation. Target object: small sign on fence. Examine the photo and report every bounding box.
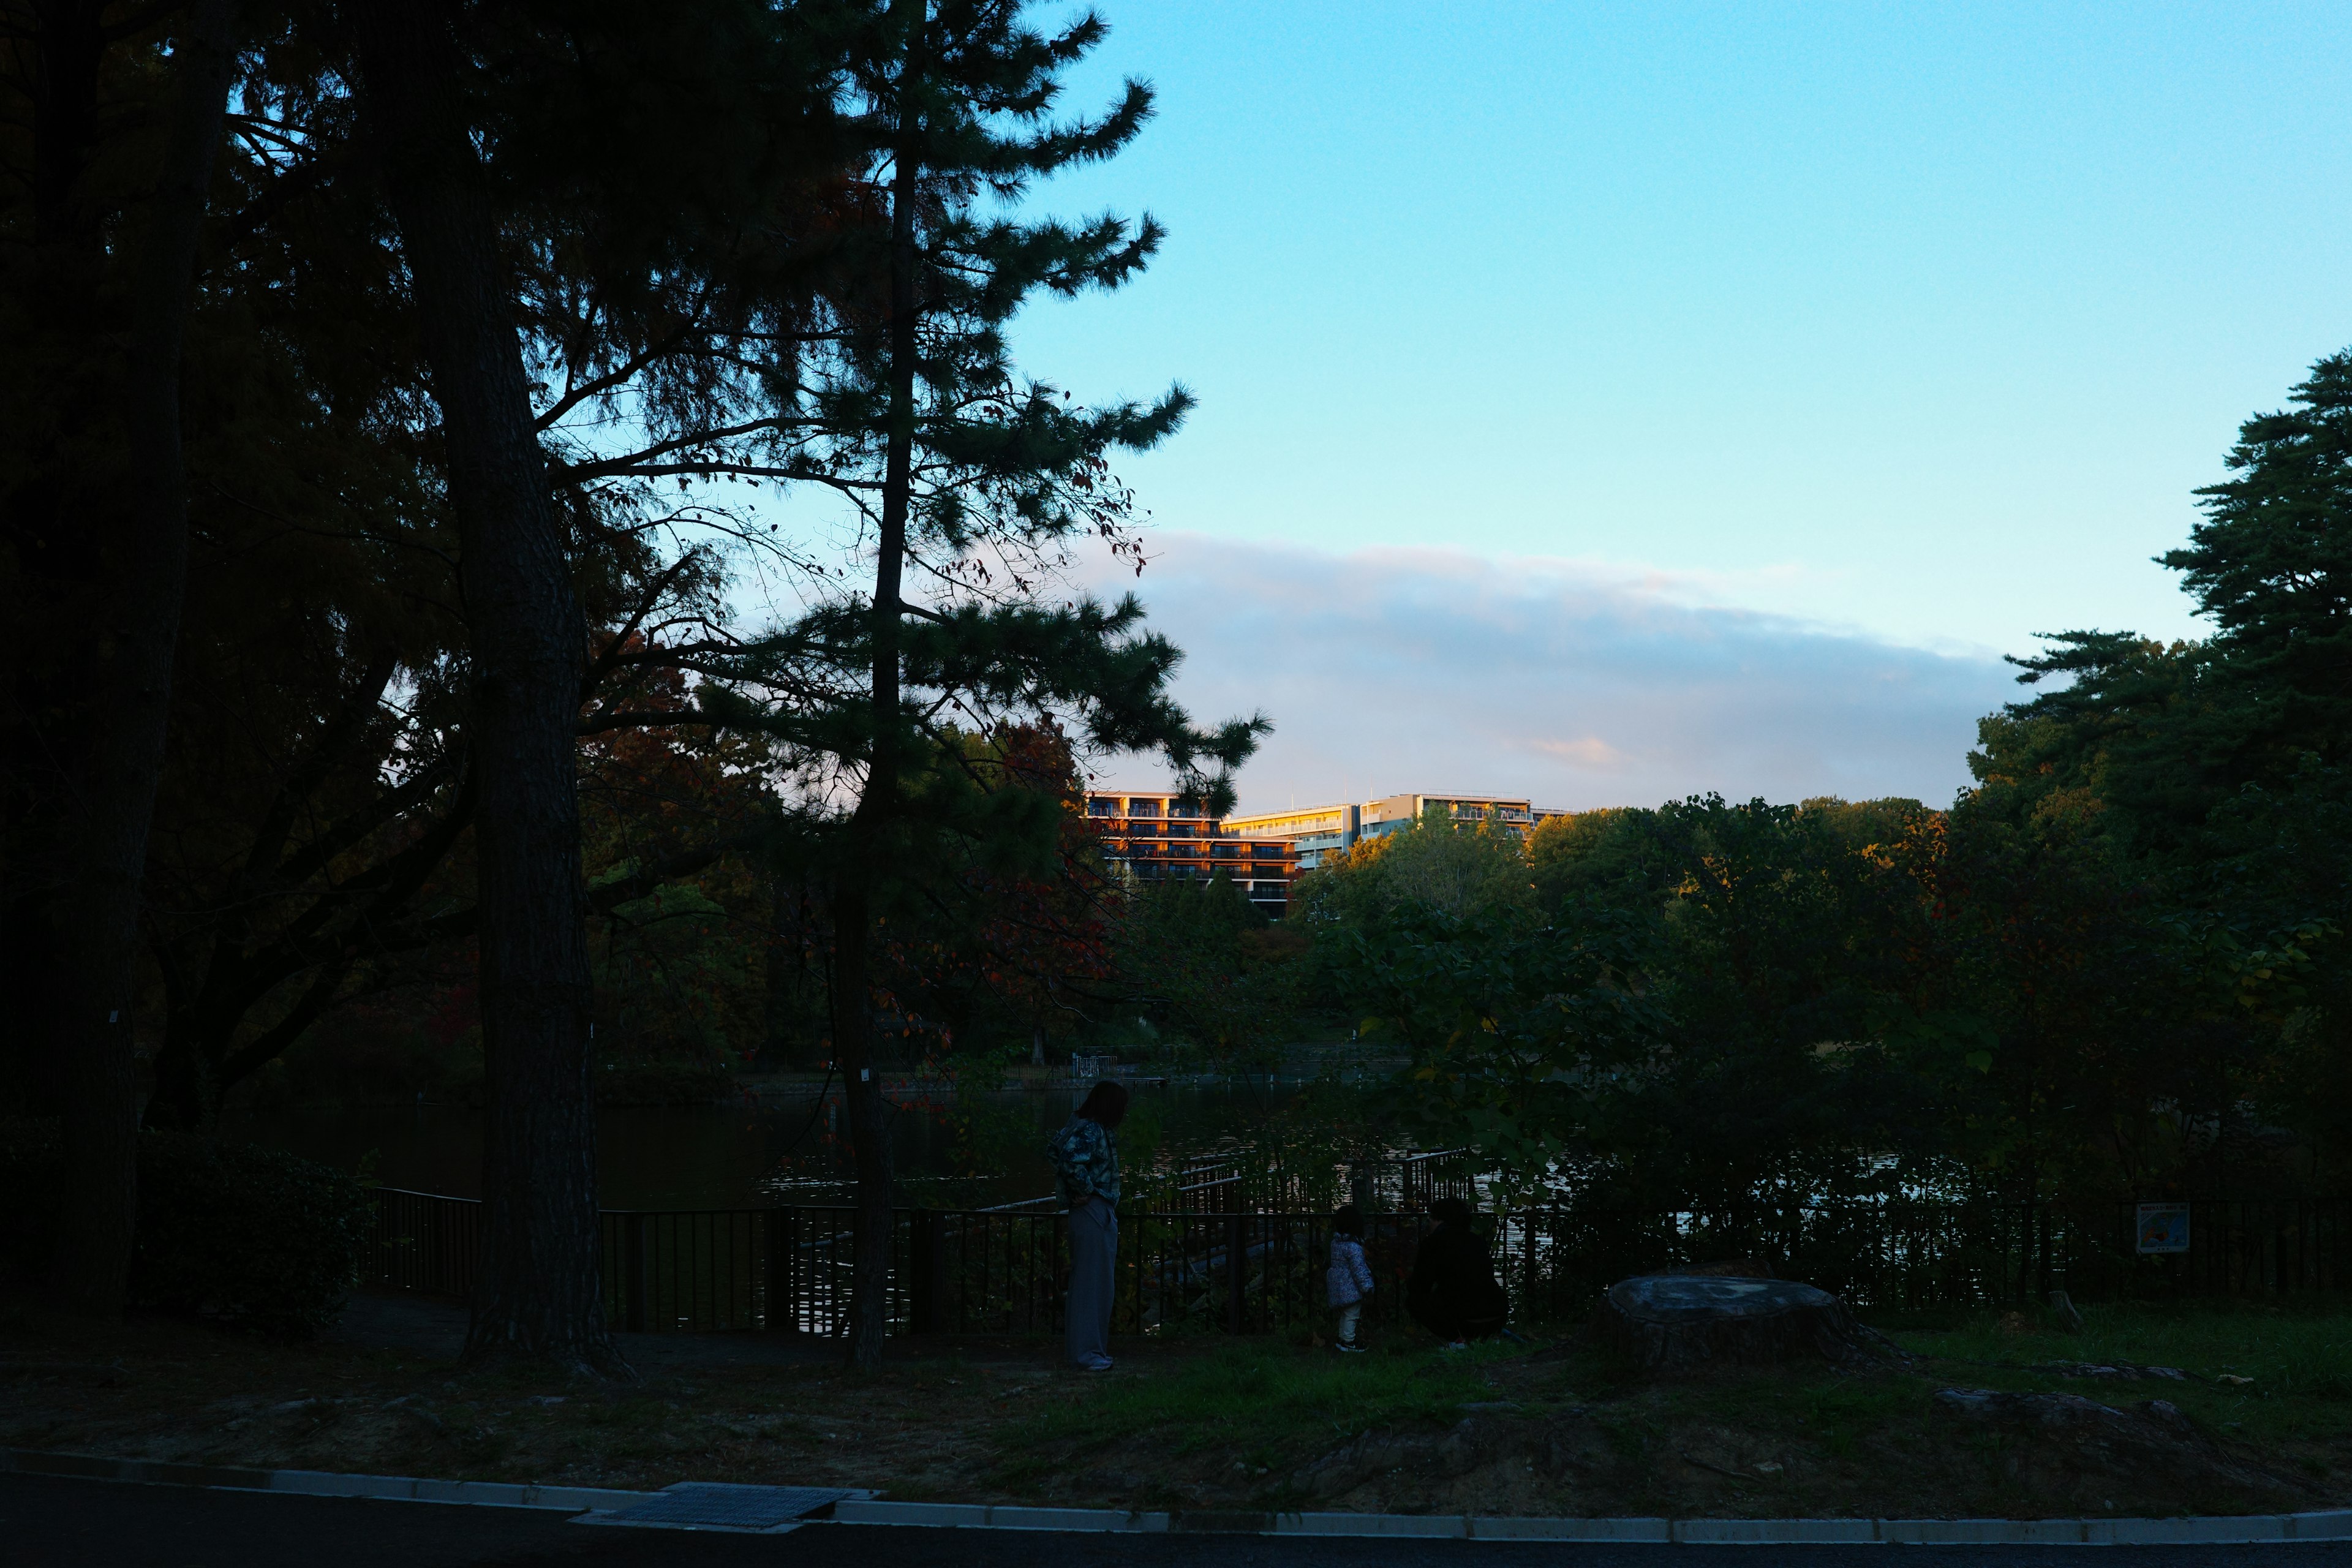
[2135,1202,2191,1254]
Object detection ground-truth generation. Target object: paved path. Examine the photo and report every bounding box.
[9,1474,2352,1568]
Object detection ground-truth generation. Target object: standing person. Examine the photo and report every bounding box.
[1327,1204,1374,1354]
[1049,1080,1128,1371]
[1406,1197,1508,1349]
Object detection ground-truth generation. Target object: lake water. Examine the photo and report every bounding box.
[225,1077,1307,1210]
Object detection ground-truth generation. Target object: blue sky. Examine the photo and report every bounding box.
[998,5,2352,810]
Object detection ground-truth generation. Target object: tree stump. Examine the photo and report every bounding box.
[1594,1275,1891,1373]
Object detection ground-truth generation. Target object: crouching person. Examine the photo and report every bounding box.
[1406,1196,1509,1350]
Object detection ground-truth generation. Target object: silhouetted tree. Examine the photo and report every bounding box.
[1,0,243,1313]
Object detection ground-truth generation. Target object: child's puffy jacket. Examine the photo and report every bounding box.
[1327,1234,1374,1307]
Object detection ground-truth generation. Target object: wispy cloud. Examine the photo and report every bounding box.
[1526,736,1629,772]
[1077,534,2018,812]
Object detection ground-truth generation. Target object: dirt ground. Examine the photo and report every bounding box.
[3,1287,2348,1520]
[0,1288,1113,1503]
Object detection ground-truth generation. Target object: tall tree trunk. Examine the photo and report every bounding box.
[834,9,924,1369]
[7,0,239,1312]
[5,0,107,1268]
[350,0,620,1375]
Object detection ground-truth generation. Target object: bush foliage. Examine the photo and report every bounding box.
[0,1120,368,1337]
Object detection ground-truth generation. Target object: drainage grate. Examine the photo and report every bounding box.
[592,1483,854,1532]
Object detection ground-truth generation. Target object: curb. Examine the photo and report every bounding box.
[831,1499,2352,1544]
[9,1449,2352,1545]
[0,1447,654,1513]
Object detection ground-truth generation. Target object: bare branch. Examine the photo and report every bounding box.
[580,554,698,699]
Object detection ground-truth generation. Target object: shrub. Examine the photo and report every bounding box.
[133,1133,371,1337]
[0,1117,63,1280]
[0,1121,369,1338]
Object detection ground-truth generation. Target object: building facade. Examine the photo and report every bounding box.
[1085,788,1574,911]
[1224,793,1569,871]
[1082,791,1298,918]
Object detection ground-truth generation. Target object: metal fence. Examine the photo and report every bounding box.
[2090,1198,2352,1299]
[1489,1198,2067,1318]
[363,1188,2352,1337]
[1120,1146,1480,1216]
[600,1208,775,1332]
[365,1185,483,1297]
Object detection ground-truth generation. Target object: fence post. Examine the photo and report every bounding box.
[934,1210,952,1330]
[1226,1211,1248,1333]
[1522,1210,1537,1318]
[765,1208,795,1333]
[909,1209,938,1333]
[636,1215,657,1332]
[623,1216,646,1333]
[1114,1207,1133,1335]
[1054,1209,1068,1334]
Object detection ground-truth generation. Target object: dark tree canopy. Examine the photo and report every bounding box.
[0,0,1254,1355]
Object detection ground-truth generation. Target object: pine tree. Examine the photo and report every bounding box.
[683,0,1264,1365]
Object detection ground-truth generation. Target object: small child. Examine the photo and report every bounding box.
[1327,1204,1374,1353]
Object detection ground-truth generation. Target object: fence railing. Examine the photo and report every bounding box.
[1120,1146,1480,1215]
[363,1188,2352,1337]
[366,1185,483,1298]
[1380,1148,1477,1213]
[600,1208,775,1332]
[2094,1198,2352,1298]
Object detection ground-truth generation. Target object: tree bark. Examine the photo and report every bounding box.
[350,0,620,1375]
[4,2,111,1131]
[832,4,925,1369]
[7,0,240,1313]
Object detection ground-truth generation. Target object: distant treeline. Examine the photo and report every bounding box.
[1300,351,2352,1211]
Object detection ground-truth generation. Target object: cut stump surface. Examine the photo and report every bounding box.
[1596,1275,1890,1372]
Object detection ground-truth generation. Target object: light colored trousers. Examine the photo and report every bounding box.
[1335,1302,1363,1345]
[1065,1199,1117,1368]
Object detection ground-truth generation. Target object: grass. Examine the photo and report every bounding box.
[993,1336,1510,1497]
[984,1303,2352,1517]
[1895,1297,2352,1390]
[1634,1351,1938,1458]
[1887,1297,2352,1448]
[4,1289,2352,1518]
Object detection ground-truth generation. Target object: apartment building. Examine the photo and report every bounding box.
[1225,793,1569,870]
[1082,790,1297,917]
[1084,788,1574,910]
